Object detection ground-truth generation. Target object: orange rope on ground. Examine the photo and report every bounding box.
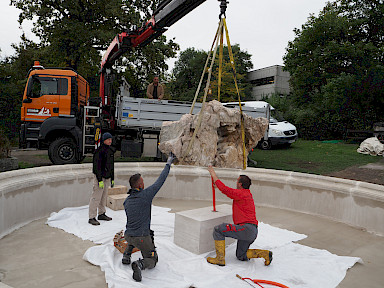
[236,274,290,288]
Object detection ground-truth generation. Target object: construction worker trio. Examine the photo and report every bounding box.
[92,132,272,283]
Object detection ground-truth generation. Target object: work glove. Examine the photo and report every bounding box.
[98,181,104,189]
[111,180,115,188]
[166,152,176,165]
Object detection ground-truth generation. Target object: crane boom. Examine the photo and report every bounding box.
[100,0,206,106]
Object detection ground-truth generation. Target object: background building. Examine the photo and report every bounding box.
[248,65,290,100]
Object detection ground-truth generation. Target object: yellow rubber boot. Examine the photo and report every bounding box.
[246,249,273,266]
[207,240,225,266]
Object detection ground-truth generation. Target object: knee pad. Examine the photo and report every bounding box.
[150,250,158,263]
[213,226,225,240]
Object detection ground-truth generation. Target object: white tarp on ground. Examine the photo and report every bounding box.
[357,137,384,156]
[47,206,361,288]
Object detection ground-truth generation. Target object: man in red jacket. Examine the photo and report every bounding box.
[206,165,272,266]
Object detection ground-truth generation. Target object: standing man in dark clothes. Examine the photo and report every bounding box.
[88,132,115,226]
[146,76,164,100]
[123,152,176,282]
[206,165,272,266]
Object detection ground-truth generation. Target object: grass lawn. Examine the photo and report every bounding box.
[248,139,383,175]
[15,140,382,177]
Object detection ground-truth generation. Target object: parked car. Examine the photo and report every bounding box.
[225,101,298,150]
[262,115,298,149]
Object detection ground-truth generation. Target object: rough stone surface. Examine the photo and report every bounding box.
[159,100,268,168]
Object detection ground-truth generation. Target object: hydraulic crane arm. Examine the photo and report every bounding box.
[154,0,207,32]
[100,0,207,106]
[100,0,206,73]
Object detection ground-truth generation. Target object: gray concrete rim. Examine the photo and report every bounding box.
[0,163,383,287]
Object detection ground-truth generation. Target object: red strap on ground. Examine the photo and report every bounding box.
[236,274,290,288]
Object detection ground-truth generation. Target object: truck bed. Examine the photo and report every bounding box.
[116,97,202,130]
[116,97,269,130]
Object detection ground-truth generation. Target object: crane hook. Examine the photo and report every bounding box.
[218,0,229,19]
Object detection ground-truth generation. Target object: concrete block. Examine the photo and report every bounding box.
[107,194,127,211]
[108,185,128,195]
[174,204,235,254]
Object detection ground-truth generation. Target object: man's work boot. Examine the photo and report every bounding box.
[122,244,136,265]
[132,259,145,282]
[88,218,100,225]
[98,213,112,221]
[207,240,225,266]
[246,249,273,266]
[122,253,131,265]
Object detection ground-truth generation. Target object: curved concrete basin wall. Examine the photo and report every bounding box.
[1,163,383,239]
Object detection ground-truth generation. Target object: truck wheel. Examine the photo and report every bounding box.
[48,137,78,165]
[260,139,272,150]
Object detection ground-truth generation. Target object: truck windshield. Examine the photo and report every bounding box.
[29,77,68,98]
[271,110,285,122]
[270,117,278,123]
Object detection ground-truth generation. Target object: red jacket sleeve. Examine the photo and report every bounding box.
[215,180,248,200]
[215,180,258,225]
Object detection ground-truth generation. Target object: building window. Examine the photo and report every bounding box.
[250,76,275,86]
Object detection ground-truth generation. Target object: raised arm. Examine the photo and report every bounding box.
[146,152,176,198]
[208,165,219,182]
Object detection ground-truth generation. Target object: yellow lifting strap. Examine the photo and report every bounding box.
[218,23,224,102]
[183,17,247,170]
[182,19,224,160]
[189,20,222,115]
[222,18,247,170]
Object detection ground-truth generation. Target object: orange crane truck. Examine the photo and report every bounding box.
[19,1,269,165]
[20,63,91,164]
[19,0,208,165]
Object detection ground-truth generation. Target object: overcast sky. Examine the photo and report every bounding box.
[0,0,329,71]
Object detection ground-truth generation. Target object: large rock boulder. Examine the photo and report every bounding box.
[159,100,268,169]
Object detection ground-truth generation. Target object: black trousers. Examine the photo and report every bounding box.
[213,222,258,261]
[125,234,158,269]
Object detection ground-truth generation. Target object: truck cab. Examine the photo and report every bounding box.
[20,61,90,164]
[266,115,298,149]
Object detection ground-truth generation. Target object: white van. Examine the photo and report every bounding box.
[223,101,298,150]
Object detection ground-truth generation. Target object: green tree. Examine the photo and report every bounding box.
[169,45,253,102]
[210,44,253,102]
[0,35,45,140]
[2,0,180,141]
[168,48,208,101]
[283,0,384,139]
[120,36,179,98]
[10,0,179,91]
